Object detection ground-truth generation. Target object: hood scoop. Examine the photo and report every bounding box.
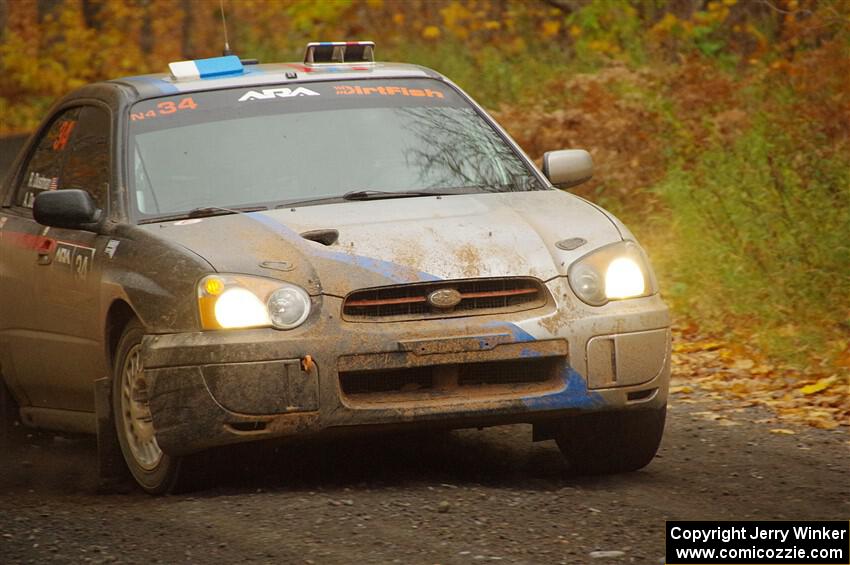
[300,228,339,246]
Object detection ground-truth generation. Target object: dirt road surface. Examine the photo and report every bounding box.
[1,389,848,564]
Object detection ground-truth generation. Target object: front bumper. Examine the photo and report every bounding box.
[144,278,671,456]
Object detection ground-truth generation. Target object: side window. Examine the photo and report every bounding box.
[63,106,111,210]
[15,107,81,209]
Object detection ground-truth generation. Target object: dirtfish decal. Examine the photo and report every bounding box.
[238,87,320,102]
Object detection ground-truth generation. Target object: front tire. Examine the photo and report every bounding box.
[113,320,182,494]
[555,406,666,475]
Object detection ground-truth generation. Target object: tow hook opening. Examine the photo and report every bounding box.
[226,421,268,434]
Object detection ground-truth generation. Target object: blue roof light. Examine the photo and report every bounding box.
[168,55,244,81]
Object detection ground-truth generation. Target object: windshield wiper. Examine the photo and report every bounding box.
[342,189,456,201]
[274,189,454,210]
[139,205,268,225]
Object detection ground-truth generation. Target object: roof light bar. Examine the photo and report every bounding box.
[168,55,244,81]
[304,41,375,65]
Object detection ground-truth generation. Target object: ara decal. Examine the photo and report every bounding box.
[238,87,319,102]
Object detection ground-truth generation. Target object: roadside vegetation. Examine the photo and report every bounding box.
[1,0,847,424]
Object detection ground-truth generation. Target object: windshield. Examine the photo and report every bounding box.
[129,78,543,219]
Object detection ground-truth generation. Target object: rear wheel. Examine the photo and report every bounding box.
[555,406,666,475]
[113,320,182,494]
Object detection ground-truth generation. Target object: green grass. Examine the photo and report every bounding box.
[653,117,850,365]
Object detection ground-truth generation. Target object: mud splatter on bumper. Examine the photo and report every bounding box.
[143,292,669,456]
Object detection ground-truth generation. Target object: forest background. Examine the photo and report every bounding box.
[1,0,848,420]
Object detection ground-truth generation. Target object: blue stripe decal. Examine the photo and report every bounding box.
[523,366,606,411]
[480,322,604,409]
[247,212,441,284]
[195,55,244,79]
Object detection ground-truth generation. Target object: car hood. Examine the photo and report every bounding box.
[142,191,622,296]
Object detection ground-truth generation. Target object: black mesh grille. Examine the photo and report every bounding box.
[340,367,434,395]
[343,278,546,321]
[458,359,552,386]
[339,357,561,397]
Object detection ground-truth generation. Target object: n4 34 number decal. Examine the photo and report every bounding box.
[131,97,197,121]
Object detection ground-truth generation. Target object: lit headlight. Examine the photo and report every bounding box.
[605,257,645,299]
[568,241,657,306]
[215,287,270,328]
[197,275,312,330]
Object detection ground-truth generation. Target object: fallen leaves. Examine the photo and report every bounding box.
[669,322,850,432]
[799,376,837,396]
[674,341,724,353]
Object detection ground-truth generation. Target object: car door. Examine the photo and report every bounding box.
[29,105,114,412]
[0,108,81,409]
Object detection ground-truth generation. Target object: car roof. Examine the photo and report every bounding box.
[110,61,443,101]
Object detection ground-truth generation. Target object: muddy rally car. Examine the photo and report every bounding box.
[0,42,670,493]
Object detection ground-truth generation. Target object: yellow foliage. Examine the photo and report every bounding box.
[651,13,680,36]
[439,2,473,40]
[508,36,527,54]
[1,0,848,138]
[421,25,441,40]
[541,20,561,38]
[587,39,620,55]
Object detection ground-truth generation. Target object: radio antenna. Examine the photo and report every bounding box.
[219,0,233,56]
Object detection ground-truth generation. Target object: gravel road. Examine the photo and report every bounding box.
[1,394,848,564]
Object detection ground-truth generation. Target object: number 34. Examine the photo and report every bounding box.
[157,97,198,114]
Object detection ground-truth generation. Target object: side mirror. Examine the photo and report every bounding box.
[33,189,101,230]
[542,149,593,188]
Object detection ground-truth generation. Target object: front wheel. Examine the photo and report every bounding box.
[113,320,182,494]
[555,406,666,475]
